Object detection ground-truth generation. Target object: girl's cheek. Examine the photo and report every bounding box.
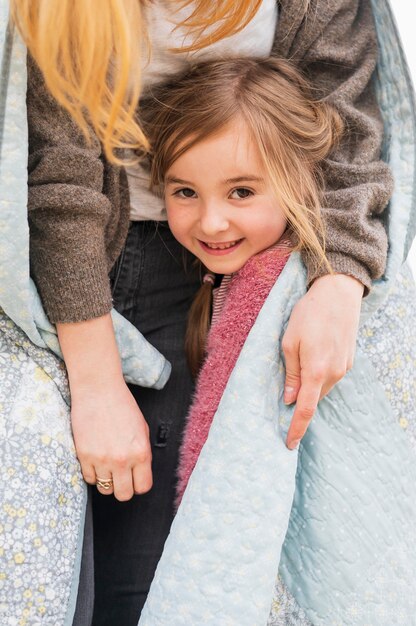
[166,212,190,245]
[165,199,197,246]
[165,203,178,234]
[165,201,178,226]
[164,195,172,215]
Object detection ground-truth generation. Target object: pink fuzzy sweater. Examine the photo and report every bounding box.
[176,240,291,506]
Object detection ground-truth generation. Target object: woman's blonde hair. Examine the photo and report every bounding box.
[141,58,343,375]
[10,0,262,162]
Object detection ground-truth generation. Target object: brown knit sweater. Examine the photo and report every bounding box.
[27,0,393,323]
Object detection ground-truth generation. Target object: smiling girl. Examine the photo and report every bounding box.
[164,119,289,276]
[140,56,342,496]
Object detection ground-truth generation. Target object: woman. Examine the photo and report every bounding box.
[1,0,412,624]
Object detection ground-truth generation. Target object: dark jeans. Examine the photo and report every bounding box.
[91,222,200,626]
[73,490,95,626]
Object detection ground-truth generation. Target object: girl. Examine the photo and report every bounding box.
[141,56,343,503]
[138,58,416,625]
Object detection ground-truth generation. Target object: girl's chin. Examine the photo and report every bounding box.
[203,257,246,275]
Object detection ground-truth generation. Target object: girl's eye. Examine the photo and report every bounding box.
[230,187,253,200]
[174,187,196,198]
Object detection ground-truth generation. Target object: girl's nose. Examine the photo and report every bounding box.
[199,201,230,237]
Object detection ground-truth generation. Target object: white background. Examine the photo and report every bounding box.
[389,1,416,276]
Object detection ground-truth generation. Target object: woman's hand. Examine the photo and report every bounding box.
[56,313,152,500]
[70,379,152,501]
[282,273,364,450]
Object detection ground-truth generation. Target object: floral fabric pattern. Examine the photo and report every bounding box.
[268,577,311,625]
[359,263,416,450]
[0,310,85,626]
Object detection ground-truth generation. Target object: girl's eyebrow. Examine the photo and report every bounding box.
[165,176,193,186]
[223,175,264,184]
[165,175,264,185]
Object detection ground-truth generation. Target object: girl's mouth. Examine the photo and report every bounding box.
[198,238,244,255]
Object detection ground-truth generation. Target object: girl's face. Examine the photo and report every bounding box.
[164,119,287,274]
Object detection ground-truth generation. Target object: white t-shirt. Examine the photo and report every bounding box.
[127,0,278,221]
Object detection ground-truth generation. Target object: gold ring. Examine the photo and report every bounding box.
[96,477,113,490]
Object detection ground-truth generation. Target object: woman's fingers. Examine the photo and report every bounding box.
[95,437,152,501]
[82,442,153,501]
[281,274,364,450]
[80,460,115,496]
[109,468,134,501]
[282,336,301,405]
[94,468,115,496]
[132,463,153,495]
[93,458,153,501]
[284,363,344,449]
[85,460,152,501]
[79,461,98,487]
[286,375,322,449]
[285,356,353,449]
[108,450,153,501]
[93,443,153,501]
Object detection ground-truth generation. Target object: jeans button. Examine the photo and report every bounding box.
[154,423,170,448]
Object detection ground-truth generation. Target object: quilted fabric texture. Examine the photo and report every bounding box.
[140,1,416,624]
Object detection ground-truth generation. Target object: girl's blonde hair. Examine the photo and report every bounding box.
[142,58,343,375]
[10,0,262,162]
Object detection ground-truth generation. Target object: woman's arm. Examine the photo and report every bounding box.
[27,54,125,323]
[275,0,394,290]
[273,0,394,448]
[27,57,152,496]
[57,315,152,500]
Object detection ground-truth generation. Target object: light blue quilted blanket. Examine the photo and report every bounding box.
[0,1,416,624]
[139,2,416,624]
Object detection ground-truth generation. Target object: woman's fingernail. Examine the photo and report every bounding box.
[288,438,301,450]
[284,387,296,404]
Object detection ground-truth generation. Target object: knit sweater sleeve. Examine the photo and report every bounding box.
[27,55,114,323]
[274,0,394,292]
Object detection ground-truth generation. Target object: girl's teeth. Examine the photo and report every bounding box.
[206,241,237,249]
